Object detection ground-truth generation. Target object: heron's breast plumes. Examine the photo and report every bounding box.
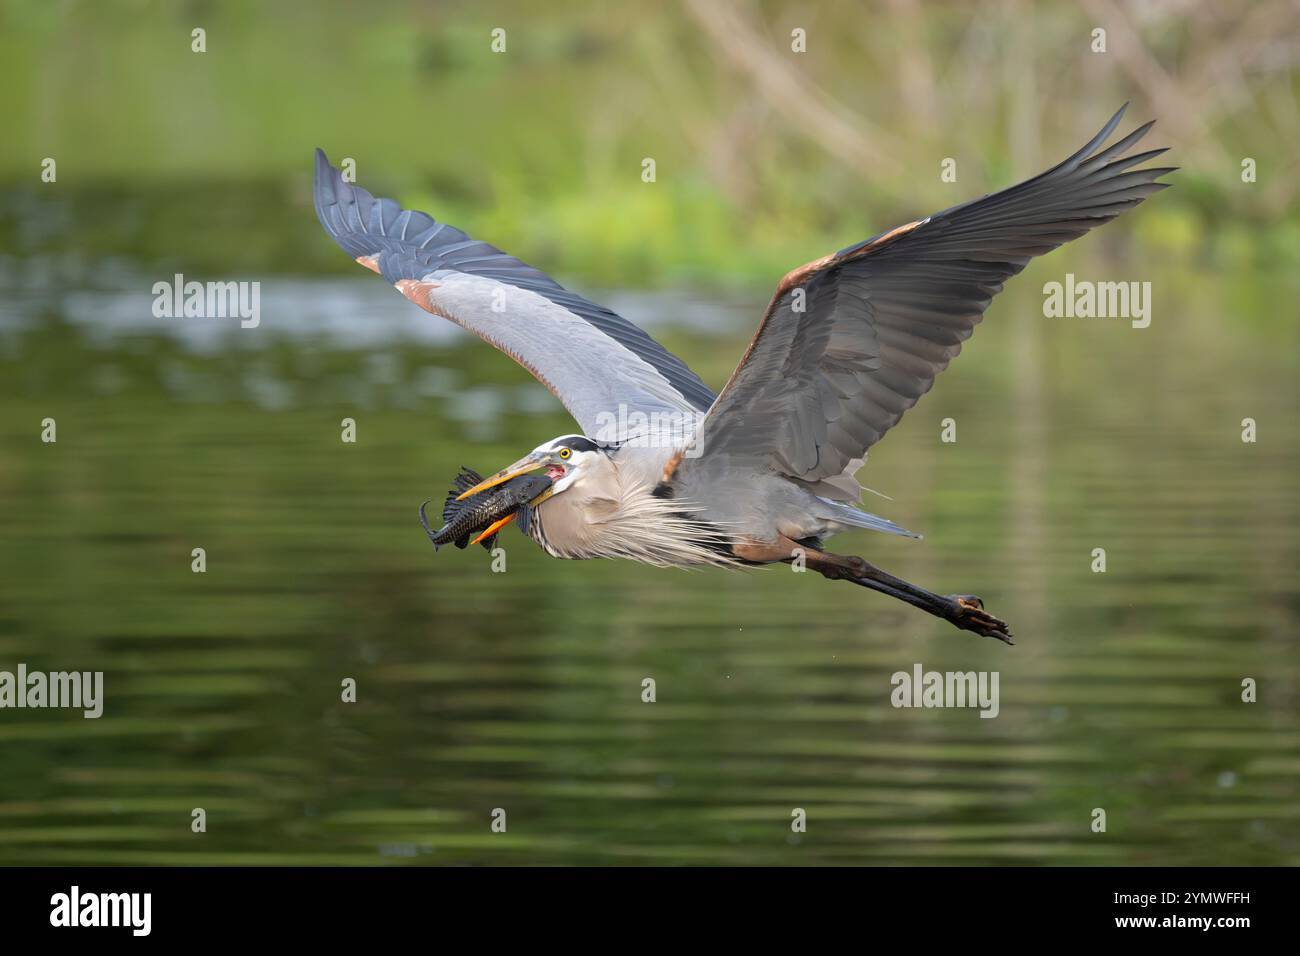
[527,475,739,568]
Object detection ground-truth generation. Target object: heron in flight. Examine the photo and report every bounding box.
[314,105,1171,644]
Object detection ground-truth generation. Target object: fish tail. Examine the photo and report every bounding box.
[418,499,443,551]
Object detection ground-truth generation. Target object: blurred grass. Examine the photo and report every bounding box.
[1,0,1298,286]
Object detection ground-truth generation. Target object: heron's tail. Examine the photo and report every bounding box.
[823,501,921,539]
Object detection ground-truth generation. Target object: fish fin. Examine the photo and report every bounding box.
[444,467,484,524]
[454,467,484,491]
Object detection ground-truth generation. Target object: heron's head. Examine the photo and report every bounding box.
[455,435,608,503]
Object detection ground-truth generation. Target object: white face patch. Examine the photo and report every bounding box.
[528,436,603,493]
[552,466,581,493]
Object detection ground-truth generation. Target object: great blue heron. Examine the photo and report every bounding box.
[314,105,1171,644]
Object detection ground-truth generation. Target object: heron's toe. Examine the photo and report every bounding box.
[945,595,1014,645]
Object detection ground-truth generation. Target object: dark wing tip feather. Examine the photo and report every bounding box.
[1073,102,1130,162]
[311,151,719,413]
[312,148,336,235]
[904,107,1173,251]
[313,148,464,281]
[702,106,1174,477]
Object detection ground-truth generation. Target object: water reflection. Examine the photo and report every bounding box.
[0,217,1297,867]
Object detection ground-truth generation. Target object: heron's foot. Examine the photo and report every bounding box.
[945,595,1014,645]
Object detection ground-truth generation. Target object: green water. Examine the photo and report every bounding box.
[0,185,1297,866]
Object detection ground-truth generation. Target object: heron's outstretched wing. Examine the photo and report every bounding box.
[313,150,715,439]
[693,105,1174,499]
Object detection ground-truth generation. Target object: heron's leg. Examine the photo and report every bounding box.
[802,548,1014,645]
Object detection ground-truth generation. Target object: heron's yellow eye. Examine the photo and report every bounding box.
[558,447,572,460]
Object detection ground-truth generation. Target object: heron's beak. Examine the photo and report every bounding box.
[469,513,516,546]
[455,452,547,500]
[464,480,555,545]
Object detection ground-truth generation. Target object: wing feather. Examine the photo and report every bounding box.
[693,105,1173,499]
[313,150,715,439]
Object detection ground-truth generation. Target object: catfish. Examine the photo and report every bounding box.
[419,466,552,551]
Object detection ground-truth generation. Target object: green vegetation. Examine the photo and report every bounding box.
[2,0,1297,285]
[0,0,1297,866]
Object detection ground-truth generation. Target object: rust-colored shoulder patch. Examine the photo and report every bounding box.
[356,254,381,274]
[395,278,440,308]
[775,252,837,299]
[840,217,927,264]
[774,217,926,299]
[661,448,686,484]
[705,217,929,421]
